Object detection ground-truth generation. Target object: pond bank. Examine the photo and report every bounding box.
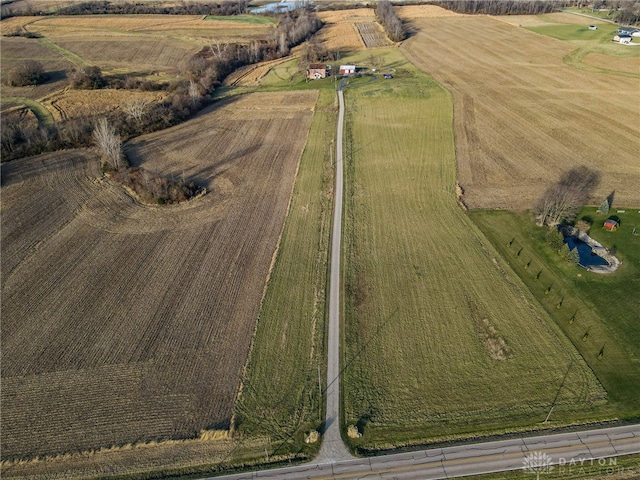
[565,227,620,273]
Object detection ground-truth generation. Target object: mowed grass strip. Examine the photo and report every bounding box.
[3,97,54,127]
[470,209,640,416]
[341,48,605,450]
[234,89,334,456]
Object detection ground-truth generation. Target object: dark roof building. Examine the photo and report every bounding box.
[307,64,327,80]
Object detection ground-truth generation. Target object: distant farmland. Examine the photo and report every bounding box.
[400,14,640,210]
[0,14,274,77]
[0,13,276,123]
[0,91,318,460]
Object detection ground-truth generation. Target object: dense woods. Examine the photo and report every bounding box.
[56,1,248,16]
[375,0,405,42]
[435,0,639,21]
[1,1,248,19]
[434,0,565,15]
[614,1,640,25]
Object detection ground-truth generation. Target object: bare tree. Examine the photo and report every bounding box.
[535,166,601,226]
[123,97,149,121]
[188,80,201,107]
[375,0,405,42]
[209,40,229,60]
[93,117,124,170]
[278,31,289,56]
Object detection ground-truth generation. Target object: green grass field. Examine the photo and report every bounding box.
[233,88,336,459]
[470,209,640,417]
[526,21,640,77]
[340,48,608,452]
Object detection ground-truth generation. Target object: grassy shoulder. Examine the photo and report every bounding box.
[469,208,640,416]
[340,47,607,453]
[232,87,336,459]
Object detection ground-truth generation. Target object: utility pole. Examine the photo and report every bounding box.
[318,364,322,420]
[544,361,573,423]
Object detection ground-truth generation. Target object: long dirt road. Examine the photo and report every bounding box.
[314,84,353,464]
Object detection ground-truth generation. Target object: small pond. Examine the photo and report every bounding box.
[251,1,306,14]
[563,236,609,268]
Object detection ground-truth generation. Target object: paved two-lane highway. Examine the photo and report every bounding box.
[212,424,640,479]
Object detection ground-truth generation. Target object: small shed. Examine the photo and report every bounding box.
[339,65,356,75]
[307,64,327,80]
[604,219,619,231]
[588,25,597,30]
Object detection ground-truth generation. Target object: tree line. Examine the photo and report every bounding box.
[1,1,248,19]
[435,0,638,20]
[375,0,406,42]
[610,1,640,25]
[1,9,323,162]
[434,0,570,15]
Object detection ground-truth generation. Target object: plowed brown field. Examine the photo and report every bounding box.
[401,15,640,210]
[0,91,318,460]
[41,89,165,122]
[0,36,74,101]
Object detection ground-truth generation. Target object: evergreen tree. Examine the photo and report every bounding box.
[568,247,580,265]
[597,198,610,215]
[546,228,564,250]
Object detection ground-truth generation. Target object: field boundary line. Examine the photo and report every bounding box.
[36,37,88,68]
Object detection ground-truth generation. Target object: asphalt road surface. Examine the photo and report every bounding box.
[211,424,640,479]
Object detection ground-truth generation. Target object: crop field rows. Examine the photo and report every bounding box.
[0,36,74,103]
[223,56,293,87]
[400,14,640,211]
[317,10,376,52]
[355,23,391,48]
[1,91,318,462]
